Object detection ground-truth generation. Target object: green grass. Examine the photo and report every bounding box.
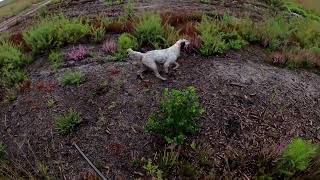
[0,0,44,20]
[59,70,85,86]
[55,109,82,135]
[48,51,63,71]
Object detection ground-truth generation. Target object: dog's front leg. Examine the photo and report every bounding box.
[173,62,180,70]
[164,61,171,74]
[137,63,147,79]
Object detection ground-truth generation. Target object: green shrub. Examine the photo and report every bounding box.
[113,33,137,61]
[215,13,248,50]
[281,138,319,172]
[55,109,82,135]
[1,69,26,87]
[236,18,260,43]
[292,18,320,49]
[59,70,85,86]
[135,13,166,48]
[0,42,24,70]
[146,87,204,144]
[0,42,27,87]
[143,160,163,180]
[197,16,227,56]
[257,17,291,51]
[23,15,91,54]
[48,51,63,70]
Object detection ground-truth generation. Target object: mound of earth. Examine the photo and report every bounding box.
[0,0,320,179]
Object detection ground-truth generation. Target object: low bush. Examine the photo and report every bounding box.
[197,16,227,56]
[0,42,24,70]
[23,15,91,54]
[281,138,318,172]
[59,70,85,86]
[135,13,166,48]
[235,18,260,43]
[146,87,204,144]
[255,138,320,179]
[256,16,291,51]
[113,33,137,61]
[0,42,27,87]
[291,18,320,49]
[55,108,82,135]
[48,51,63,70]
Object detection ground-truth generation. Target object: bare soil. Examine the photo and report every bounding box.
[1,0,320,179]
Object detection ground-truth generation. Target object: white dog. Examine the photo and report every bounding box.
[127,39,190,80]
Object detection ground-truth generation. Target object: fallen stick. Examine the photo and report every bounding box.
[73,142,108,180]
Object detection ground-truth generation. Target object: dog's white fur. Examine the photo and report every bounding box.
[127,39,190,80]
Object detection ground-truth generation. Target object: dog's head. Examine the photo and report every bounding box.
[177,39,190,50]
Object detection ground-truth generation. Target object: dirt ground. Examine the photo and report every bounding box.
[0,0,320,179]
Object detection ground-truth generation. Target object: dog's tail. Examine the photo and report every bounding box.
[127,48,144,59]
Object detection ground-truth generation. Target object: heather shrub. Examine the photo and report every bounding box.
[55,108,82,135]
[135,13,166,48]
[67,46,87,61]
[102,39,117,54]
[59,70,85,86]
[197,16,227,55]
[23,15,90,54]
[146,87,204,144]
[48,51,63,70]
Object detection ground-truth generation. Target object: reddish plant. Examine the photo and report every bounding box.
[19,80,32,93]
[34,81,46,92]
[102,39,117,54]
[9,32,24,47]
[67,45,87,61]
[161,12,202,27]
[178,22,198,37]
[106,21,133,33]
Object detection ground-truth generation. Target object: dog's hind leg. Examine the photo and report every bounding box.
[145,61,167,80]
[153,69,167,81]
